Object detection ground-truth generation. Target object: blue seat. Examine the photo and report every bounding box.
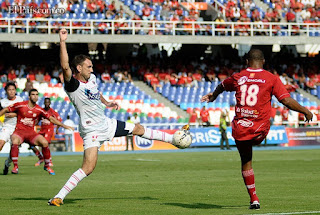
[180,103,187,110]
[147,117,155,123]
[186,103,195,109]
[150,99,158,105]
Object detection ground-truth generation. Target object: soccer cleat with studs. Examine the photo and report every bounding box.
[48,198,63,206]
[35,159,44,167]
[249,201,260,210]
[182,124,190,131]
[11,166,19,174]
[44,167,56,175]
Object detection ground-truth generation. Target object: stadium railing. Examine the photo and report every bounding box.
[1,18,320,36]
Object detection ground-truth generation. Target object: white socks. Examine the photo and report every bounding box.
[55,168,87,200]
[142,127,173,143]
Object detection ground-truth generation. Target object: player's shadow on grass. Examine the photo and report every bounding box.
[12,196,158,204]
[163,203,244,210]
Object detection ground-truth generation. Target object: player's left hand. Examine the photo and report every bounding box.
[107,101,119,110]
[200,93,214,103]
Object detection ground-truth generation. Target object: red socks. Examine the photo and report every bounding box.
[242,169,259,203]
[11,144,19,168]
[42,146,51,168]
[34,148,44,160]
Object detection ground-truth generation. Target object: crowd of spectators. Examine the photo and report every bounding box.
[1,45,320,96]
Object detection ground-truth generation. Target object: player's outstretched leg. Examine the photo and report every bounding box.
[236,140,260,210]
[48,147,96,206]
[134,123,190,145]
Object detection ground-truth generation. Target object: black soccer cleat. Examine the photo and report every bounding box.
[249,201,260,210]
[3,159,10,175]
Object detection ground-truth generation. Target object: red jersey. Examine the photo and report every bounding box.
[200,109,209,122]
[40,108,61,131]
[189,112,198,123]
[222,67,290,141]
[8,101,51,131]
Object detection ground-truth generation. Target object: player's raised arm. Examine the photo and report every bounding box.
[280,97,313,122]
[59,29,73,82]
[201,83,225,103]
[49,116,74,131]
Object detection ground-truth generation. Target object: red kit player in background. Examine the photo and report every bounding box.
[201,49,313,210]
[0,89,73,175]
[34,97,62,167]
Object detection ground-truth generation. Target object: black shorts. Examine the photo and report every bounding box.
[114,120,135,137]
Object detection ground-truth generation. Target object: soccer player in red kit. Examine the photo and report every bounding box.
[201,49,313,210]
[200,106,210,126]
[34,97,62,167]
[0,89,73,175]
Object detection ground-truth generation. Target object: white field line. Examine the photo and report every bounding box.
[246,211,320,215]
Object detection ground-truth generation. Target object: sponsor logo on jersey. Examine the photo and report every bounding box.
[236,108,259,118]
[28,111,32,114]
[20,117,34,126]
[33,113,37,117]
[135,136,153,149]
[84,89,100,100]
[237,119,254,127]
[247,79,266,83]
[41,118,51,125]
[238,76,248,85]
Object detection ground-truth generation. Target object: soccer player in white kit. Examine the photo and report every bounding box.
[48,29,189,206]
[0,82,23,175]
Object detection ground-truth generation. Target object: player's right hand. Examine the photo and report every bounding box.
[200,93,214,103]
[59,29,68,41]
[305,110,313,122]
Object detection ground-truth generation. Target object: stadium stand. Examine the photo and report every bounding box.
[1,0,320,36]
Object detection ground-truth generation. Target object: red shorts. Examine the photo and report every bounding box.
[12,129,41,145]
[39,129,54,143]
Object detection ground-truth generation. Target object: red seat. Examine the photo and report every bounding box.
[186,108,193,114]
[134,108,141,113]
[154,112,162,118]
[115,95,123,100]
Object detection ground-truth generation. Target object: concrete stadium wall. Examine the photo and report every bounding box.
[0,34,319,45]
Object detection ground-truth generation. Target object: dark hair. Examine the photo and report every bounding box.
[44,97,51,101]
[71,54,91,73]
[29,88,38,96]
[67,115,70,119]
[5,82,16,91]
[247,49,264,61]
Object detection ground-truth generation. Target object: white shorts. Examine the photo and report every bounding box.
[82,120,135,150]
[0,127,15,143]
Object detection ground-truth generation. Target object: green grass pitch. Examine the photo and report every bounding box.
[0,149,319,215]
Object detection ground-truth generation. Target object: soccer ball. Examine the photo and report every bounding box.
[172,130,192,149]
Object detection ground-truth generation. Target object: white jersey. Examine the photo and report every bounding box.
[0,96,23,129]
[65,74,117,138]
